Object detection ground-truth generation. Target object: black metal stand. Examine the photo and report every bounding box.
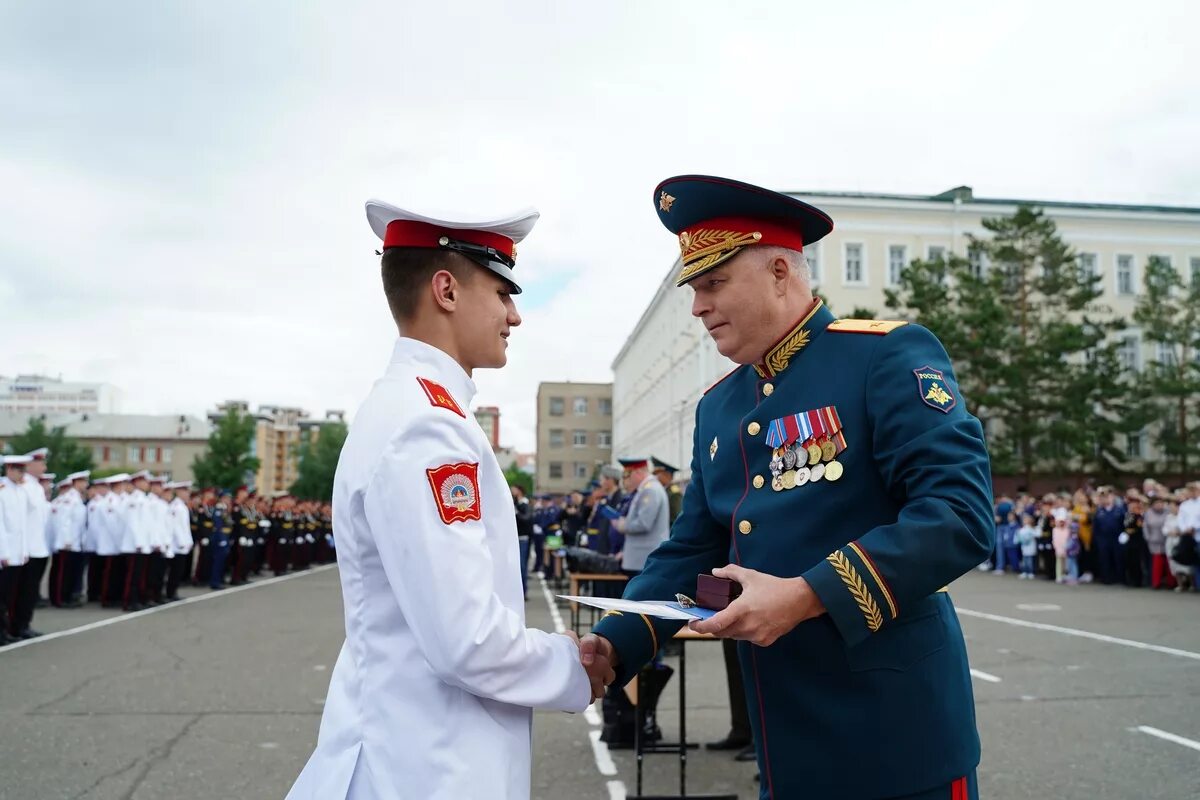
[629,633,739,800]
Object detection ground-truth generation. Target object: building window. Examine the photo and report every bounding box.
[94,445,105,462]
[549,397,564,416]
[548,462,563,479]
[128,446,141,463]
[927,245,946,263]
[574,462,590,479]
[887,245,907,286]
[573,397,588,416]
[549,429,564,448]
[968,245,988,279]
[1118,335,1141,373]
[573,430,588,447]
[162,447,172,464]
[1078,252,1097,282]
[806,243,821,284]
[1156,342,1177,370]
[1126,430,1144,459]
[1116,254,1135,295]
[597,430,612,448]
[1190,256,1200,286]
[843,243,865,285]
[598,398,612,416]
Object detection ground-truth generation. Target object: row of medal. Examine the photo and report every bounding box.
[765,406,847,492]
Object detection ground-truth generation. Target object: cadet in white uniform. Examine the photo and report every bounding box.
[287,201,614,800]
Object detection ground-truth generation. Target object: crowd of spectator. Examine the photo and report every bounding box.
[988,480,1200,592]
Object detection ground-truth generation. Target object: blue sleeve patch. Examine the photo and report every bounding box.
[913,366,956,413]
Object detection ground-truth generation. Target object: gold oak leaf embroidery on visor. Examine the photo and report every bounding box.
[827,550,883,632]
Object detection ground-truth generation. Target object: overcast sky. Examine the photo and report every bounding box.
[3,1,1196,451]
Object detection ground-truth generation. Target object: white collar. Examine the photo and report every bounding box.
[387,337,478,406]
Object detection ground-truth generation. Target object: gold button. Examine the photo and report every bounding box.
[762,383,774,396]
[753,475,765,489]
[747,422,761,436]
[738,520,752,535]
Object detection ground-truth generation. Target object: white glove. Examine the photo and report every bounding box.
[1118,532,1130,545]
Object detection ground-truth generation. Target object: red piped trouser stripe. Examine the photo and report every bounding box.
[951,775,968,800]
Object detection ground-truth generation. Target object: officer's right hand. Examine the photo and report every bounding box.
[576,633,617,701]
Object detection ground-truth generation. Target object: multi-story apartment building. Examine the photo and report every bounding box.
[535,382,613,495]
[613,186,1200,479]
[210,401,345,495]
[0,375,123,415]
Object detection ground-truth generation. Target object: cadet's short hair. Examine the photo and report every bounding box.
[381,247,476,322]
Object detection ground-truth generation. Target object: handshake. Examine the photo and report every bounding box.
[564,632,618,702]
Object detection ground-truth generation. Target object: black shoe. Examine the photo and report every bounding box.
[0,632,17,645]
[35,598,49,609]
[64,599,83,609]
[18,628,43,639]
[706,733,752,751]
[735,744,757,762]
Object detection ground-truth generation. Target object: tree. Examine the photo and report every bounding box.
[504,464,533,497]
[191,408,260,492]
[1133,255,1200,481]
[886,206,1137,484]
[5,417,95,477]
[290,421,349,502]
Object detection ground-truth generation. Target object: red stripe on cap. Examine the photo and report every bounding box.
[682,215,805,252]
[383,220,515,260]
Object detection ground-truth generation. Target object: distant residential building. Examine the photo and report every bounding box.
[0,411,209,482]
[209,401,345,495]
[535,382,612,494]
[0,375,123,415]
[474,406,501,449]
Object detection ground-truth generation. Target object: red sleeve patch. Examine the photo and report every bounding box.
[426,462,482,524]
[417,377,465,417]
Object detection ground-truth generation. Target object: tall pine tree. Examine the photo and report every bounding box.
[1133,255,1200,480]
[191,408,260,491]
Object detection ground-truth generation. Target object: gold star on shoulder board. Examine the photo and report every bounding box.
[659,191,676,212]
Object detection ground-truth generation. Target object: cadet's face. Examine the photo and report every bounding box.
[689,252,776,364]
[458,269,521,370]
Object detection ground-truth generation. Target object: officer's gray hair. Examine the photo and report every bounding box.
[760,246,811,283]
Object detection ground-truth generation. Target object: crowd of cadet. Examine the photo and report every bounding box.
[987,479,1200,590]
[0,447,333,645]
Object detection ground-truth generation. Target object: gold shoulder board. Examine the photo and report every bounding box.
[828,319,909,335]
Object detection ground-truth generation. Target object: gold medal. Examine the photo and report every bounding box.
[794,466,810,486]
[807,443,822,465]
[809,462,825,483]
[782,470,797,490]
[772,475,785,492]
[821,440,837,462]
[824,460,844,481]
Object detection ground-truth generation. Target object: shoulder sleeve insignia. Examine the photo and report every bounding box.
[914,365,957,413]
[828,319,908,335]
[425,462,482,524]
[416,377,465,417]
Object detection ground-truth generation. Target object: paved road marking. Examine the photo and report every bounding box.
[0,564,338,655]
[970,668,1002,683]
[540,576,626,794]
[1016,603,1061,611]
[1134,725,1200,752]
[956,607,1200,662]
[589,729,618,775]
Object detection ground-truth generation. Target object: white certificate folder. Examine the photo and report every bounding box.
[558,595,718,621]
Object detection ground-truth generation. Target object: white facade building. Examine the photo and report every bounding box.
[612,186,1200,476]
[0,375,123,415]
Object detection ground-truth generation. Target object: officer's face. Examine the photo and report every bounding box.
[457,269,522,370]
[689,251,784,364]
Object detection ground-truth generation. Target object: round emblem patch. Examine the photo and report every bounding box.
[440,474,477,511]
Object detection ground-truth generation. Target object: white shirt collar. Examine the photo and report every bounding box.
[388,337,478,406]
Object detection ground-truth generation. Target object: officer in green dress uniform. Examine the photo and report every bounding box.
[583,175,993,800]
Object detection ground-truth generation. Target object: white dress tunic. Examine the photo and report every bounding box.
[287,338,590,800]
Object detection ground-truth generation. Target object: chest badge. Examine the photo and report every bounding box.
[709,436,719,461]
[913,366,957,413]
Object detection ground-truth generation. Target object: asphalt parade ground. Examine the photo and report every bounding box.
[1,566,1197,800]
